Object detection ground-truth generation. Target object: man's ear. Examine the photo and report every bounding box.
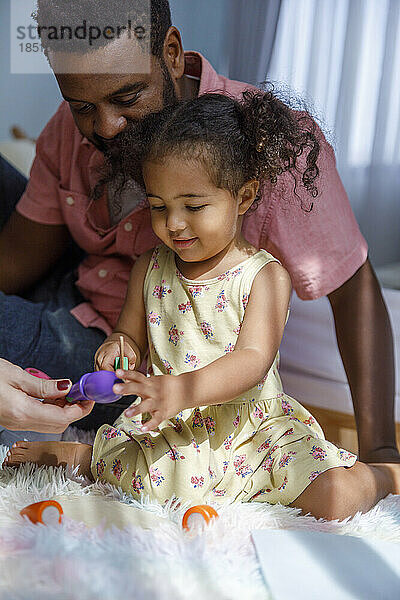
[163,27,185,80]
[238,180,259,215]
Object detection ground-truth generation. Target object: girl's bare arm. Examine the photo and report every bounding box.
[181,260,292,407]
[94,250,152,370]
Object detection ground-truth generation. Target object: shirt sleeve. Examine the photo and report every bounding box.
[259,122,368,300]
[16,104,67,225]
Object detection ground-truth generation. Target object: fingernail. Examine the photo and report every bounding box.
[57,380,71,390]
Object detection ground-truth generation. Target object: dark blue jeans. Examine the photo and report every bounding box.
[0,155,131,438]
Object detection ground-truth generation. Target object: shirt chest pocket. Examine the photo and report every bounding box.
[58,186,107,254]
[76,256,131,296]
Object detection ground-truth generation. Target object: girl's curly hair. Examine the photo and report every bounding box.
[97,88,320,212]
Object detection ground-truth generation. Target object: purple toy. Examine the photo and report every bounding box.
[66,371,124,404]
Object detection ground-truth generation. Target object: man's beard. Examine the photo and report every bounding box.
[92,58,179,212]
[160,56,179,107]
[95,58,178,156]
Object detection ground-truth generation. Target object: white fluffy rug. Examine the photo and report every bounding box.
[1,430,400,600]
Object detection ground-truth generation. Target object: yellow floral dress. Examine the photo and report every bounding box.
[91,245,357,505]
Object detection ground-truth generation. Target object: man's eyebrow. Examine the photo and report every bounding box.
[62,82,146,103]
[62,93,84,103]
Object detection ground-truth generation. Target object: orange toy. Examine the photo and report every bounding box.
[182,504,219,530]
[20,500,63,525]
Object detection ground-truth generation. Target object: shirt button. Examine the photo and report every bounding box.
[124,222,133,232]
[66,196,74,206]
[98,269,108,278]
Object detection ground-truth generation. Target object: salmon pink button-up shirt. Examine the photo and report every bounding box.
[16,52,368,335]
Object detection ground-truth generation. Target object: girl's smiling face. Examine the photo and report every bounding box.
[143,155,256,269]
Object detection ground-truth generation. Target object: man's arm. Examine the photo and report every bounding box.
[328,257,398,463]
[0,212,70,294]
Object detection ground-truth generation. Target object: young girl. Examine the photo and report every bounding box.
[6,91,400,520]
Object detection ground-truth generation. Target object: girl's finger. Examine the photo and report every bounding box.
[141,414,161,432]
[125,397,153,417]
[128,355,137,370]
[113,374,150,397]
[113,383,144,397]
[94,351,108,371]
[124,405,138,418]
[102,354,118,372]
[115,369,147,382]
[124,402,147,417]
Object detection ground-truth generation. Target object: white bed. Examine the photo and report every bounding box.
[279,286,400,420]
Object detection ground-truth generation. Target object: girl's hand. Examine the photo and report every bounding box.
[114,370,183,432]
[94,337,137,372]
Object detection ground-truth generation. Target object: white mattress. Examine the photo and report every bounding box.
[0,140,35,178]
[279,288,400,420]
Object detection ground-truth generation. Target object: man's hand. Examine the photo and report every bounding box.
[363,446,400,464]
[0,359,94,433]
[114,370,183,432]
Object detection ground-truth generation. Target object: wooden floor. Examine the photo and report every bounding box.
[303,403,400,456]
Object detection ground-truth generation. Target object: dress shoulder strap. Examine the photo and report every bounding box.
[240,249,281,290]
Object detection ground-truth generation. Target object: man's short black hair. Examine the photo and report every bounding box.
[34,0,172,57]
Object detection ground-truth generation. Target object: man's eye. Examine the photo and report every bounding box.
[72,103,94,115]
[150,206,165,211]
[114,93,140,106]
[186,205,206,212]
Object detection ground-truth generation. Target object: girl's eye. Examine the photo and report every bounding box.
[186,205,206,212]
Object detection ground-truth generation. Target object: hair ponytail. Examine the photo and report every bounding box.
[240,88,319,203]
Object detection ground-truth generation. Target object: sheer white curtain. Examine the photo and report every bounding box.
[267,0,400,267]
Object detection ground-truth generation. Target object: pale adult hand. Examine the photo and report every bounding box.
[0,359,94,433]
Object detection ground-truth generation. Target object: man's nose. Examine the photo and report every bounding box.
[93,110,127,140]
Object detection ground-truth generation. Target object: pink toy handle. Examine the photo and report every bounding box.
[25,367,52,380]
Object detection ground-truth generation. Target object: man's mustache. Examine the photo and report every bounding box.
[92,120,140,154]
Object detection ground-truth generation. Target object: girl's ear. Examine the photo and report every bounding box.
[237,180,259,215]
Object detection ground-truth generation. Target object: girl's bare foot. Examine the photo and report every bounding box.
[2,441,94,479]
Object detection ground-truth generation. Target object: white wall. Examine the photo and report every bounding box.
[0,0,62,140]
